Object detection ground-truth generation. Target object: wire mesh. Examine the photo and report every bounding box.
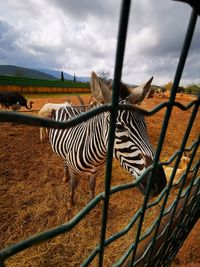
[0,0,199,266]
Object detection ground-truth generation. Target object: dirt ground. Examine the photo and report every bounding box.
[0,92,199,266]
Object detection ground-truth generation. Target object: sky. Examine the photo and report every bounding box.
[0,0,200,86]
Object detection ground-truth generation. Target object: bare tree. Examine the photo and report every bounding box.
[97,70,112,85]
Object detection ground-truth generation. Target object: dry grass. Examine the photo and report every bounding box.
[0,93,199,266]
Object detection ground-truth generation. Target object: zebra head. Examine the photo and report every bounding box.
[91,71,166,197]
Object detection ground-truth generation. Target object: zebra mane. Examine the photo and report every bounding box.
[119,82,130,99]
[107,81,130,100]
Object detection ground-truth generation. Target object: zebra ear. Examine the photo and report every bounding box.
[90,71,111,103]
[143,76,153,93]
[128,76,153,105]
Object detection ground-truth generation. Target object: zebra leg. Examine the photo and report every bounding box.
[68,170,79,206]
[89,175,96,200]
[63,160,69,182]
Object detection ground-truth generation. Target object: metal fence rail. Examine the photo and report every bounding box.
[0,0,200,266]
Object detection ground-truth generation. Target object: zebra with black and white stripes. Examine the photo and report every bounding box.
[49,71,166,206]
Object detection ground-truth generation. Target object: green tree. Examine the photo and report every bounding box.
[74,73,76,82]
[165,81,173,91]
[185,83,200,94]
[61,71,64,81]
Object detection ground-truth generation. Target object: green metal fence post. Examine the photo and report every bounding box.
[142,7,199,266]
[129,6,199,266]
[98,0,131,266]
[147,99,200,266]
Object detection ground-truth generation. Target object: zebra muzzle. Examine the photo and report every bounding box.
[137,165,167,197]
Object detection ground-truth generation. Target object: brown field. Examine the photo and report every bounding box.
[0,93,199,266]
[0,84,90,94]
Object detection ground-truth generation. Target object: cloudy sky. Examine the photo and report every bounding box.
[0,0,199,85]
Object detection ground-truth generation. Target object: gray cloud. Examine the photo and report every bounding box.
[0,0,199,85]
[49,0,120,20]
[0,20,18,50]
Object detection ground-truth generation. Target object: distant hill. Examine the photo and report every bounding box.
[0,65,90,82]
[0,65,56,80]
[38,68,90,83]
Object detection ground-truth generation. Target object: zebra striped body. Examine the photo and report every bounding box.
[49,72,166,205]
[50,106,109,177]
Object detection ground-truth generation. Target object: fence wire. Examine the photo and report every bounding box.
[0,0,200,267]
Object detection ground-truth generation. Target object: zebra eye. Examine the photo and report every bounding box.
[116,124,130,136]
[116,124,124,132]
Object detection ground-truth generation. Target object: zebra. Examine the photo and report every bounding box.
[49,71,166,206]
